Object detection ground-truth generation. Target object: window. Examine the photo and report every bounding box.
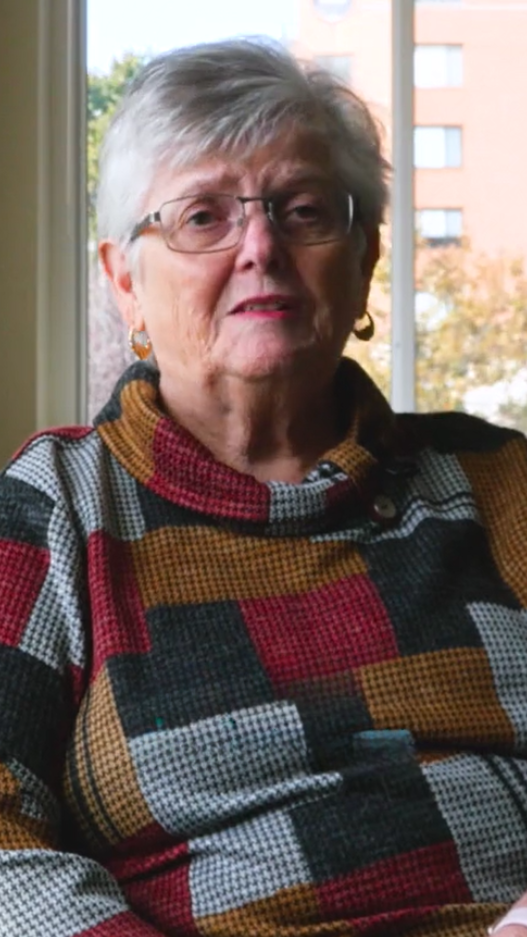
[77,0,527,432]
[414,126,462,168]
[313,0,352,21]
[414,45,463,88]
[315,54,352,84]
[416,209,463,245]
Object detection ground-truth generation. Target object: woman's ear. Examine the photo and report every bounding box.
[360,226,380,281]
[352,226,380,320]
[98,240,144,331]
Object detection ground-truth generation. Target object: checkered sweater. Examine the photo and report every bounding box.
[2,359,527,936]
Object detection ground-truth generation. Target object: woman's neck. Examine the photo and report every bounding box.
[158,367,342,483]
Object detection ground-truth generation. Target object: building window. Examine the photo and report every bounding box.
[313,0,352,21]
[416,209,463,245]
[414,126,462,168]
[414,45,463,88]
[315,54,352,84]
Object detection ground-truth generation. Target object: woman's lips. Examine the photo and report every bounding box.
[229,294,299,316]
[235,308,295,319]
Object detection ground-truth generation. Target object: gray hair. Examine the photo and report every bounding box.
[97,38,390,247]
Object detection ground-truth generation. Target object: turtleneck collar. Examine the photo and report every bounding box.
[93,358,408,536]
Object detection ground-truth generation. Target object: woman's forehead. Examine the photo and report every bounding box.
[151,132,336,200]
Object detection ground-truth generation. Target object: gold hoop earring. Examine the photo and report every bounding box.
[128,327,152,361]
[353,311,375,342]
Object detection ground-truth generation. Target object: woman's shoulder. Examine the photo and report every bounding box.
[0,424,109,514]
[395,408,525,457]
[3,422,97,470]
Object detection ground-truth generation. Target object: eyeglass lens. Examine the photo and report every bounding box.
[157,189,352,252]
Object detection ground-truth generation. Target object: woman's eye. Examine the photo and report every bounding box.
[284,198,327,224]
[178,198,229,228]
[185,209,218,227]
[294,203,322,218]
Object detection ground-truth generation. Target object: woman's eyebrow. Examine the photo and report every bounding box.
[175,173,243,197]
[267,174,336,194]
[174,168,331,198]
[285,174,329,186]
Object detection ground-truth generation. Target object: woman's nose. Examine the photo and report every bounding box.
[234,205,286,272]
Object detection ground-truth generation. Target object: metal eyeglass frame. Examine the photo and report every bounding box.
[128,192,355,254]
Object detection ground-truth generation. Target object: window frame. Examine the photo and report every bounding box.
[391,0,416,411]
[37,0,87,429]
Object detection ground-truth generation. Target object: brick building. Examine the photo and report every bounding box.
[293,0,527,258]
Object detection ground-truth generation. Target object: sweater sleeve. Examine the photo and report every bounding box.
[0,442,163,936]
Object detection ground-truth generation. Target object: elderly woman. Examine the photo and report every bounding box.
[1,38,527,937]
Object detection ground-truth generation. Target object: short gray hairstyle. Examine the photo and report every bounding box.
[97,38,390,247]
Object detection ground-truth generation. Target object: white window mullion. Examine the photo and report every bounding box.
[37,0,87,429]
[391,0,416,412]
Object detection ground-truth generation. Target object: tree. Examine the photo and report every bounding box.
[87,54,148,419]
[349,237,527,430]
[87,53,147,239]
[415,242,527,423]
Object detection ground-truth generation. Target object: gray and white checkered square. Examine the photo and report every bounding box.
[190,806,312,917]
[0,850,129,936]
[469,601,527,748]
[129,700,340,837]
[423,753,527,903]
[268,478,332,524]
[7,436,63,502]
[20,505,86,671]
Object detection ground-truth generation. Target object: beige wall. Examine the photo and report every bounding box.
[0,2,40,466]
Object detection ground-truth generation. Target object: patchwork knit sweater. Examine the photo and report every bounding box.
[1,358,527,937]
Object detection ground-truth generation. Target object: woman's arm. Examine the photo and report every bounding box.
[0,440,163,936]
[488,899,527,935]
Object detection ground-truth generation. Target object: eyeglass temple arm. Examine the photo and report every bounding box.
[129,210,162,244]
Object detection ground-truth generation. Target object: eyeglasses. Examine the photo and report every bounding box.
[129,188,354,254]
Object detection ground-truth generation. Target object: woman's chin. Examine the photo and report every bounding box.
[221,341,320,382]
